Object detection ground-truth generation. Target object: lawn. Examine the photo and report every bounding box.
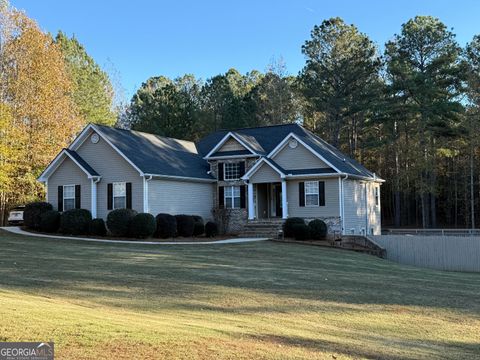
[0,230,479,359]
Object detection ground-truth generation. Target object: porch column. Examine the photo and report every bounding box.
[91,178,97,218]
[247,182,254,220]
[281,180,288,219]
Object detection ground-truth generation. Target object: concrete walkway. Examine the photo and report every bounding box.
[0,226,269,245]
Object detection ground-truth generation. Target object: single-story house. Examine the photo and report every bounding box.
[38,123,384,235]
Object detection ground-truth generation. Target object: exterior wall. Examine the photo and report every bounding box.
[272,143,329,170]
[148,179,214,220]
[342,179,381,235]
[218,137,246,152]
[47,157,91,211]
[287,178,340,218]
[209,157,257,233]
[249,163,281,183]
[76,130,144,219]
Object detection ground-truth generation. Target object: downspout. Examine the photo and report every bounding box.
[143,175,153,213]
[341,174,349,235]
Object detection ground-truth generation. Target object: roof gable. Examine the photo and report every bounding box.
[38,149,99,182]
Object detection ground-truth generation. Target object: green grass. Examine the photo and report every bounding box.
[0,230,479,359]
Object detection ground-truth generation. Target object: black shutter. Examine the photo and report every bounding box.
[107,183,113,210]
[218,186,224,208]
[299,182,305,207]
[126,182,132,209]
[239,161,246,177]
[240,185,246,208]
[75,185,81,209]
[319,181,325,206]
[57,186,63,212]
[218,163,224,181]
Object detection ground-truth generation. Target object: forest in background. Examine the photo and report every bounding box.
[1,0,479,228]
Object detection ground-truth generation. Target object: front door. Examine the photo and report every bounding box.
[274,183,282,217]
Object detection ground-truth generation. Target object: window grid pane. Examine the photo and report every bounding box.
[224,162,240,180]
[113,182,126,197]
[224,186,241,209]
[114,196,126,209]
[64,185,75,198]
[64,199,75,211]
[305,181,319,206]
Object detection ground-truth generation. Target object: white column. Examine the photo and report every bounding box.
[247,182,254,220]
[281,180,288,219]
[91,178,97,218]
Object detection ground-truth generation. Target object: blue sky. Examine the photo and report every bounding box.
[12,0,480,100]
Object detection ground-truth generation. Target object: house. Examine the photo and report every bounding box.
[38,123,384,235]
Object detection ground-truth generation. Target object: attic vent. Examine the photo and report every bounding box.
[288,139,298,149]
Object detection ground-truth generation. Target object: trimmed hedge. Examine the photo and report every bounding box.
[292,223,310,241]
[107,208,137,237]
[89,218,107,237]
[155,213,177,238]
[39,210,60,233]
[175,214,194,237]
[283,217,305,238]
[192,215,205,236]
[308,219,328,240]
[130,213,156,239]
[60,208,92,235]
[205,221,218,238]
[24,202,53,230]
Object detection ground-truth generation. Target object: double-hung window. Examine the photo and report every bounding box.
[224,186,241,208]
[305,181,319,206]
[63,185,75,211]
[113,182,126,209]
[224,162,241,181]
[375,186,379,206]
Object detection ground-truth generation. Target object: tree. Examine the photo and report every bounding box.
[299,17,382,154]
[55,31,116,126]
[0,1,80,223]
[385,16,464,228]
[128,75,201,140]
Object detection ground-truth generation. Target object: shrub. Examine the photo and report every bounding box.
[89,218,107,237]
[60,209,92,235]
[292,223,310,241]
[308,219,328,240]
[106,208,137,237]
[155,213,177,238]
[205,221,218,237]
[39,210,60,233]
[130,213,156,239]
[192,215,205,236]
[175,214,195,237]
[23,202,53,230]
[283,217,305,238]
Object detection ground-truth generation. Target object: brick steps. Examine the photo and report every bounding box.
[241,219,284,239]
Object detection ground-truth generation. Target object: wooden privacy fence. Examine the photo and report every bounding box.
[370,235,480,272]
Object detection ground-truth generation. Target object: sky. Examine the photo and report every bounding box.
[12,0,480,101]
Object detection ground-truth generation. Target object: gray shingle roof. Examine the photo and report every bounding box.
[197,123,379,179]
[211,150,253,157]
[65,149,99,176]
[94,125,213,180]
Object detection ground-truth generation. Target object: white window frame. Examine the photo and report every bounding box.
[63,184,76,211]
[113,182,127,210]
[305,181,319,207]
[224,186,241,209]
[375,186,379,207]
[223,162,241,181]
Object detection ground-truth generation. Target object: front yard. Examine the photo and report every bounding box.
[0,229,479,359]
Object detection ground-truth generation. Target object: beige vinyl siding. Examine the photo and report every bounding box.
[249,163,281,183]
[76,131,143,219]
[272,143,329,170]
[287,178,340,218]
[47,157,91,211]
[148,179,214,220]
[366,182,381,235]
[343,179,367,235]
[218,138,246,152]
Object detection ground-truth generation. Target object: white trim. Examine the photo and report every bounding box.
[341,174,349,235]
[242,157,285,181]
[91,178,100,218]
[143,175,153,213]
[224,185,241,209]
[38,149,98,182]
[144,173,215,183]
[281,180,288,219]
[68,123,96,150]
[204,132,258,159]
[247,182,254,220]
[268,132,342,174]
